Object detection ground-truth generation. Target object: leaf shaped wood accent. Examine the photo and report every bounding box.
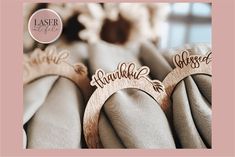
[152,81,164,93]
[73,63,87,75]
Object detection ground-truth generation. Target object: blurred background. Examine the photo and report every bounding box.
[161,3,211,48]
[23,3,211,53]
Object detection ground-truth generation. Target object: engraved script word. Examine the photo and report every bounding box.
[28,47,69,66]
[173,51,212,69]
[91,63,150,88]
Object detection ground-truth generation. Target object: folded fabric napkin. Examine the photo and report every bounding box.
[23,41,211,149]
[139,42,211,148]
[24,42,88,148]
[88,41,176,148]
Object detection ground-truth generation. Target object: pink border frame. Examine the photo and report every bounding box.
[0,0,235,156]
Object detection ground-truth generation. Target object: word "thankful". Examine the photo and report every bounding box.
[173,51,212,69]
[90,63,150,88]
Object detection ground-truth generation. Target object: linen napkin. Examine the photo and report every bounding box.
[26,78,84,148]
[88,41,176,148]
[24,42,87,148]
[139,42,211,148]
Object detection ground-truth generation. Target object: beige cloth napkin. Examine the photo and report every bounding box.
[24,42,87,148]
[139,42,211,148]
[88,41,176,148]
[26,78,84,148]
[23,40,211,149]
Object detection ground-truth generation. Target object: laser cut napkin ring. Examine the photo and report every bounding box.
[23,46,92,101]
[83,50,212,148]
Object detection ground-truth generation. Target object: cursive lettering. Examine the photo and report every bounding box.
[173,51,212,69]
[29,47,69,66]
[90,63,150,88]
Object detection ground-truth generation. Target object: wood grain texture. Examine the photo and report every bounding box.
[163,61,212,97]
[83,63,167,148]
[83,51,212,148]
[163,51,212,97]
[23,46,92,101]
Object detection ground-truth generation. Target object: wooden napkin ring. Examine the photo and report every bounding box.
[163,50,212,97]
[83,50,212,148]
[23,46,92,101]
[83,62,168,148]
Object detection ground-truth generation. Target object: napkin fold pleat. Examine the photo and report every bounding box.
[185,77,211,147]
[88,41,141,74]
[27,78,85,148]
[139,42,211,148]
[99,113,125,148]
[139,42,173,81]
[88,41,176,148]
[172,80,207,148]
[192,75,212,104]
[103,89,176,148]
[23,76,59,125]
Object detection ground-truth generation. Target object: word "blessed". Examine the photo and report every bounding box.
[90,63,150,88]
[173,51,212,69]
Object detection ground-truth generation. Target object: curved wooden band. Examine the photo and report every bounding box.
[83,77,167,148]
[23,62,92,101]
[23,46,92,101]
[163,61,212,97]
[83,51,212,148]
